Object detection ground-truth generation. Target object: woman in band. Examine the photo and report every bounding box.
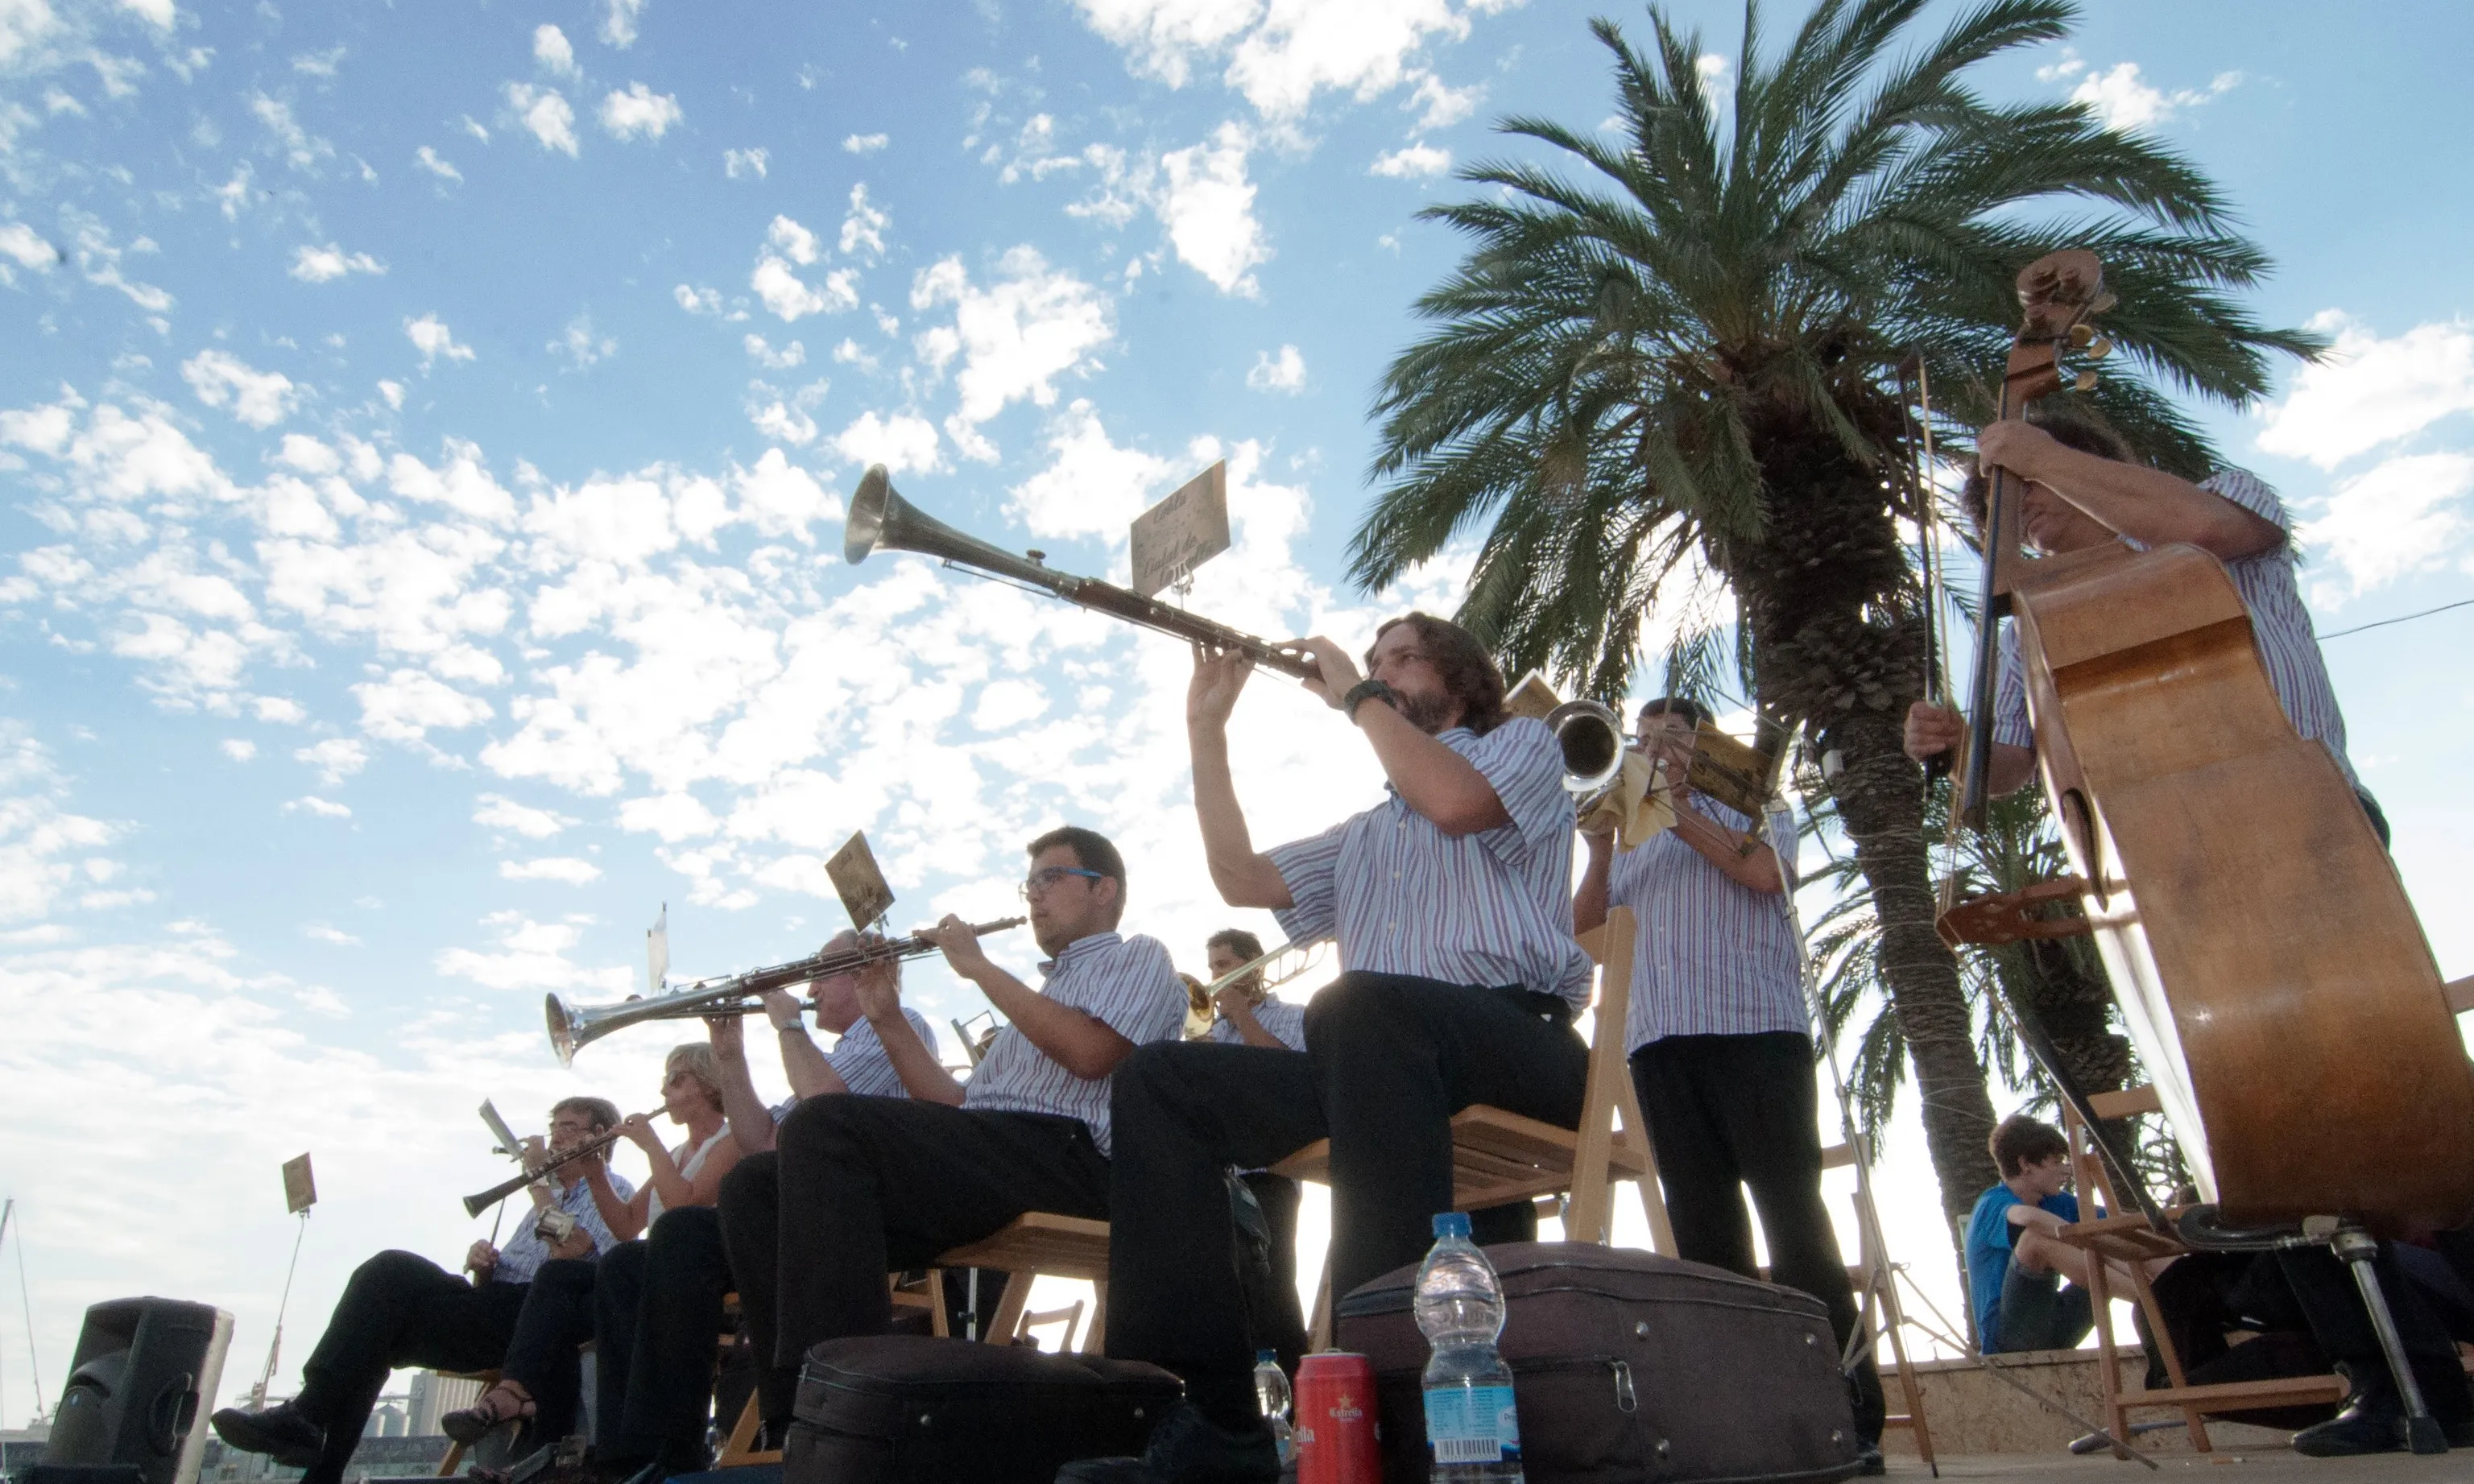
[1094,614,1591,1484]
[444,1045,738,1449]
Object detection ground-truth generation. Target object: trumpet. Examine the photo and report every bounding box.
[845,466,1318,679]
[459,1115,650,1219]
[545,916,1028,1064]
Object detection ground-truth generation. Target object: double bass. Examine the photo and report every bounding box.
[1951,250,2474,1234]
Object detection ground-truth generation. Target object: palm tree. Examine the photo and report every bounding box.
[1353,0,2316,1230]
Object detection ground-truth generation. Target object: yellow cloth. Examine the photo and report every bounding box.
[1581,750,1677,851]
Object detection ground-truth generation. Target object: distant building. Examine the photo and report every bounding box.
[405,1370,483,1437]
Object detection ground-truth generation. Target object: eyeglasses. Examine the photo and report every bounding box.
[1019,866,1106,900]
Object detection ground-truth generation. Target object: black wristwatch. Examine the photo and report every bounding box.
[1342,678,1400,723]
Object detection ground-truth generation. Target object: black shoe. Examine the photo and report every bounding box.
[210,1402,326,1469]
[2294,1390,2411,1457]
[1855,1443,1886,1475]
[1056,1402,1278,1484]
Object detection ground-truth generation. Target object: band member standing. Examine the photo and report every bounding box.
[582,936,942,1483]
[1096,614,1590,1482]
[1203,928,1309,1372]
[443,1047,740,1449]
[1573,697,1883,1461]
[209,1100,632,1484]
[1901,419,2379,834]
[718,827,1184,1432]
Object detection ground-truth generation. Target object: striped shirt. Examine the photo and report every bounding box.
[1607,796,1811,1051]
[1268,717,1592,1010]
[493,1168,633,1284]
[1208,996,1309,1052]
[1996,468,2356,787]
[767,1007,941,1122]
[962,931,1185,1155]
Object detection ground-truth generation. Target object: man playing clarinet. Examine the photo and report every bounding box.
[1091,613,1590,1484]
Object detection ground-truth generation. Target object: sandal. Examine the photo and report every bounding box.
[442,1380,536,1445]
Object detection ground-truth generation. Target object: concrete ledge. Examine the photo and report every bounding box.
[1879,1346,2305,1456]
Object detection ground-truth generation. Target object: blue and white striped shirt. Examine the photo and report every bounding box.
[1268,717,1592,1011]
[1207,996,1309,1052]
[1607,796,1811,1051]
[493,1168,633,1284]
[1996,468,2357,787]
[962,931,1185,1155]
[768,1007,941,1122]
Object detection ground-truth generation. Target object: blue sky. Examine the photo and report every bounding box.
[5,0,2473,1420]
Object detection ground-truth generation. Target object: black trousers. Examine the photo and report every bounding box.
[1629,1032,1886,1442]
[2273,1242,2474,1424]
[295,1250,529,1484]
[1105,973,1587,1427]
[1238,1172,1308,1373]
[496,1253,606,1445]
[719,1099,1109,1422]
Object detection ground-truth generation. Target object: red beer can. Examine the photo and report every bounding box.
[1294,1351,1381,1484]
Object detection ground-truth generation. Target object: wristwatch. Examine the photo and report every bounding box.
[1342,678,1400,723]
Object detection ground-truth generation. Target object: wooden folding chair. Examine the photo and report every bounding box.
[1273,907,1674,1346]
[432,1370,499,1477]
[931,1212,1112,1350]
[2053,1085,2348,1456]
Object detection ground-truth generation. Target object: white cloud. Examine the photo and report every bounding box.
[302,922,361,945]
[0,223,60,283]
[0,726,127,923]
[618,792,717,841]
[732,447,842,535]
[599,82,682,142]
[181,350,296,429]
[1369,140,1449,177]
[768,215,821,266]
[751,215,856,322]
[842,132,889,155]
[250,94,334,171]
[1405,71,1480,129]
[504,82,579,155]
[295,737,367,784]
[749,401,817,445]
[673,283,724,316]
[288,243,385,282]
[2297,453,2474,601]
[2257,313,2474,470]
[601,0,647,48]
[436,911,628,990]
[724,147,767,179]
[744,334,805,370]
[2068,60,2241,131]
[500,856,602,884]
[1073,0,1265,89]
[533,24,577,76]
[378,378,405,409]
[549,313,616,368]
[1077,0,1501,122]
[474,794,573,838]
[406,313,475,368]
[220,739,256,761]
[832,411,941,475]
[288,795,350,817]
[1156,122,1268,295]
[412,146,462,184]
[353,669,493,743]
[1007,400,1175,543]
[1247,344,1305,393]
[908,247,1114,443]
[840,184,889,260]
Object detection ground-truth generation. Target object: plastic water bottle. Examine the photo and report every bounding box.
[1252,1349,1294,1465]
[1413,1212,1523,1482]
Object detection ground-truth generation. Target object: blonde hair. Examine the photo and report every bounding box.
[664,1043,726,1114]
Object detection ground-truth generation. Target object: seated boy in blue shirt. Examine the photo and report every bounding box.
[1966,1114,2094,1353]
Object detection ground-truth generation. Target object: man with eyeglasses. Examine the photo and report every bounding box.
[716,825,1185,1437]
[1075,613,1591,1484]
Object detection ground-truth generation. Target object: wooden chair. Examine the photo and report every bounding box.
[2052,1085,2348,1456]
[431,1369,501,1477]
[1273,907,1674,1346]
[931,1212,1113,1350]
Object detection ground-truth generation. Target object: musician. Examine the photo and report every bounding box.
[575,936,944,1484]
[1571,697,1884,1461]
[717,826,1184,1435]
[209,1099,631,1484]
[1901,417,2381,839]
[441,1047,739,1451]
[1203,928,1309,1371]
[1093,614,1589,1483]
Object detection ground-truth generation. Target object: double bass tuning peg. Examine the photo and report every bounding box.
[2069,324,2116,360]
[2073,370,2099,393]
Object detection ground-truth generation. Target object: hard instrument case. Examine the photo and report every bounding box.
[1334,1241,1862,1484]
[782,1335,1182,1484]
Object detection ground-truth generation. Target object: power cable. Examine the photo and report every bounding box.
[2320,597,2474,640]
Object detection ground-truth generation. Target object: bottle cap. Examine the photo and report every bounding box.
[1256,1349,1278,1365]
[1432,1211,1472,1238]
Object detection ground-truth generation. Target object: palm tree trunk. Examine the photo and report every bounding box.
[1823,712,2002,1240]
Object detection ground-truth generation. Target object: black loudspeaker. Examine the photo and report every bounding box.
[39,1297,234,1484]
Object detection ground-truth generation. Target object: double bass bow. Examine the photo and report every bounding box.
[1945,249,2474,1235]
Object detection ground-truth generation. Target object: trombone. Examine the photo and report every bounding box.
[544,916,1027,1064]
[1203,936,1334,1002]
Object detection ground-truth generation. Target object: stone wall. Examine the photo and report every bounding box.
[1876,1346,2306,1457]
